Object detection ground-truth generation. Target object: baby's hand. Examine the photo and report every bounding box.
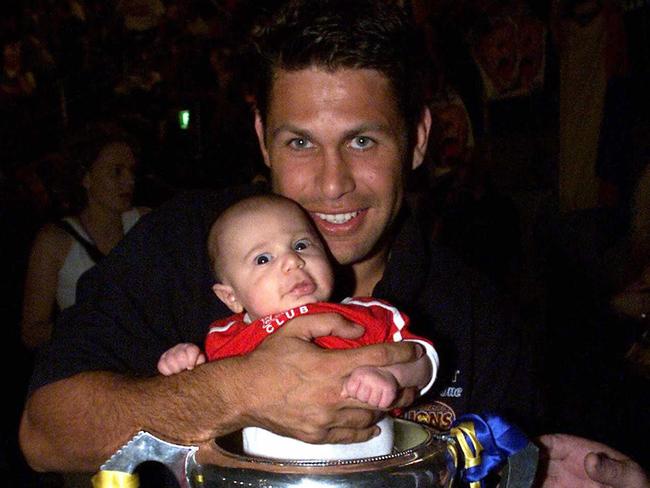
[157,343,206,376]
[343,366,398,409]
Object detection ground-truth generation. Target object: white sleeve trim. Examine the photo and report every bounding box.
[404,339,438,395]
[208,320,237,334]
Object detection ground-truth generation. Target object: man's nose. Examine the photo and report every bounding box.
[318,148,355,200]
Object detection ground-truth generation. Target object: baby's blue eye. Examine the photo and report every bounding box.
[255,254,271,265]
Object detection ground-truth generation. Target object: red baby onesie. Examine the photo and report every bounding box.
[205,297,431,360]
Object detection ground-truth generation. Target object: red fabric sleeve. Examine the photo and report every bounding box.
[204,314,266,360]
[310,298,432,350]
[204,298,433,361]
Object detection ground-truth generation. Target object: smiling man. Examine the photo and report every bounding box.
[18,1,647,487]
[256,67,425,296]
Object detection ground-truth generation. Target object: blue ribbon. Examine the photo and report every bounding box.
[450,412,528,487]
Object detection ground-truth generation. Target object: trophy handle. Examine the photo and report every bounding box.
[95,431,198,488]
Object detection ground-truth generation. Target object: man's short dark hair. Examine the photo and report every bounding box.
[251,0,429,132]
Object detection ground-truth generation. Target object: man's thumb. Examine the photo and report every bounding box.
[584,452,623,483]
[585,452,650,488]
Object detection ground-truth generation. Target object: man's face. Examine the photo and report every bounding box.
[256,68,429,268]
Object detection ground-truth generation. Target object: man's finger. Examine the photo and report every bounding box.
[333,342,419,374]
[391,386,418,409]
[584,452,650,487]
[585,452,624,482]
[328,407,382,430]
[324,425,381,445]
[278,313,365,340]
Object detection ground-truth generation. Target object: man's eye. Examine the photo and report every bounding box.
[350,136,375,150]
[294,239,310,251]
[288,138,313,149]
[255,254,271,265]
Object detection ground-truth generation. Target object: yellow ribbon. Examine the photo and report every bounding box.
[91,470,140,488]
[450,422,483,488]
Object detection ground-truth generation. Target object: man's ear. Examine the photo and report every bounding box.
[212,283,244,314]
[254,110,271,169]
[411,105,432,170]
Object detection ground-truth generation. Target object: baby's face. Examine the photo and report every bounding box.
[218,201,334,319]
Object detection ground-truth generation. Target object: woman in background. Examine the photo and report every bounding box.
[21,121,150,350]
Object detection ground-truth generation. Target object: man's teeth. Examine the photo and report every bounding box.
[315,211,360,224]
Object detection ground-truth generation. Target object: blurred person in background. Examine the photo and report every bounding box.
[21,120,150,351]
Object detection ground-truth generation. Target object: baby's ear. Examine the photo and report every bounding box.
[212,283,243,313]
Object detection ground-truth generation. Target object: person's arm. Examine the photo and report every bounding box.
[20,224,70,349]
[20,312,419,473]
[536,434,650,488]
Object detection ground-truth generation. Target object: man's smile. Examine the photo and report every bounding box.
[313,210,361,224]
[310,209,368,235]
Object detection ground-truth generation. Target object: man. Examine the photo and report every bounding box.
[19,1,648,486]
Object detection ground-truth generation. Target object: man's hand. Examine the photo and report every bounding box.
[535,434,650,488]
[233,312,419,445]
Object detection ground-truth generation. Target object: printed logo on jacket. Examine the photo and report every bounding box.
[401,400,456,432]
[401,369,463,432]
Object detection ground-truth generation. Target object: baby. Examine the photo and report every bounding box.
[158,194,438,460]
